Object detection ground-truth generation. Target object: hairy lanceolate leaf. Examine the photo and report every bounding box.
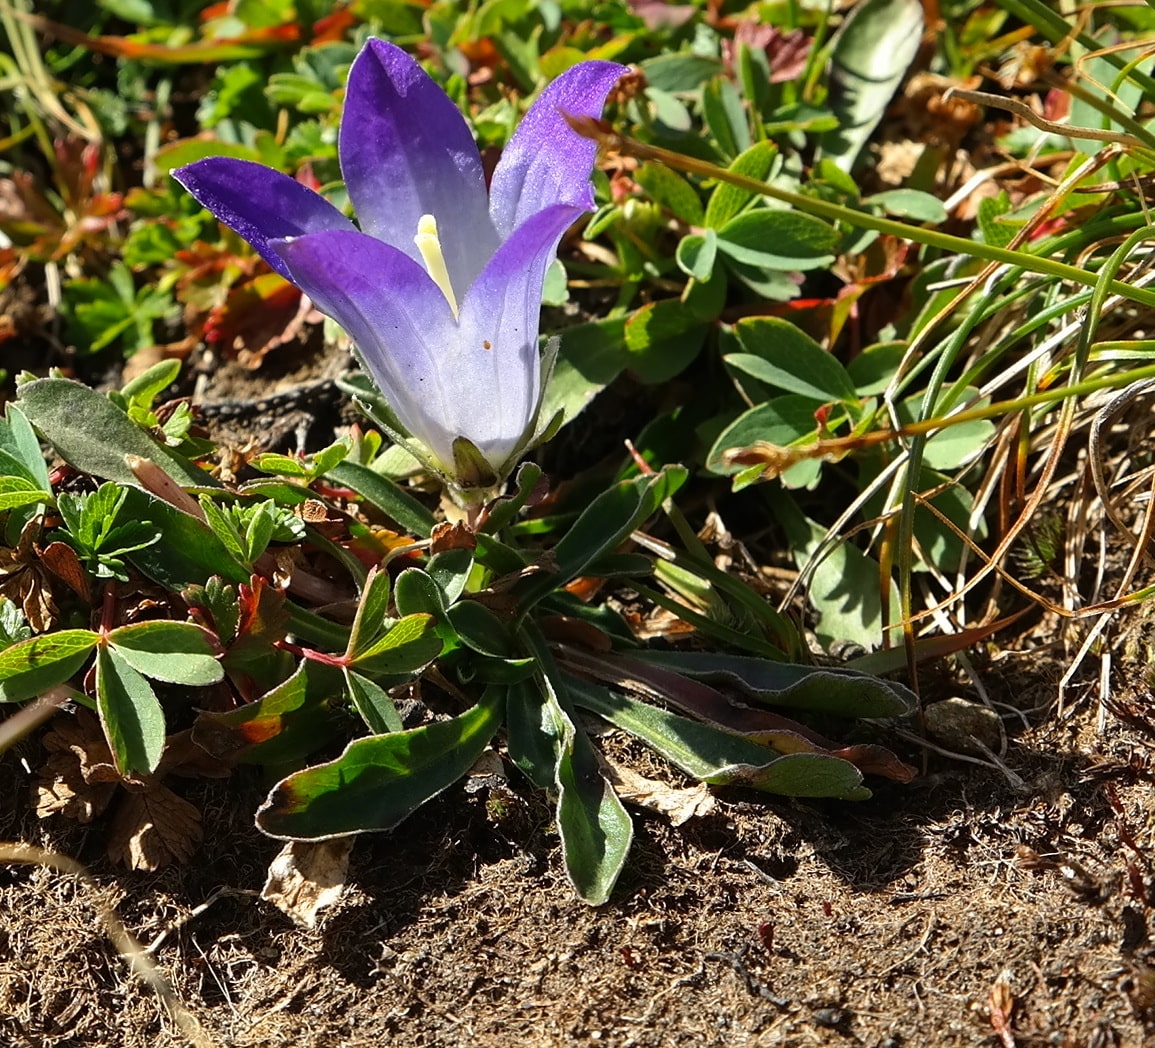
[552,681,634,906]
[256,687,505,840]
[0,629,97,703]
[192,659,343,766]
[447,600,516,658]
[17,378,218,490]
[106,621,224,686]
[345,669,403,734]
[481,461,546,535]
[516,467,687,610]
[569,677,872,800]
[325,461,436,538]
[120,489,250,589]
[626,650,916,718]
[818,0,924,171]
[505,677,563,790]
[95,644,167,776]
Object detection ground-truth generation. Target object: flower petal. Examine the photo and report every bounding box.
[339,39,499,295]
[269,229,465,468]
[172,158,353,281]
[457,203,584,468]
[489,60,625,239]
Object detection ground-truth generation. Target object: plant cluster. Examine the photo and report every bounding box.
[3,0,1155,902]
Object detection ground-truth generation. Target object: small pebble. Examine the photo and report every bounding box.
[924,697,1002,755]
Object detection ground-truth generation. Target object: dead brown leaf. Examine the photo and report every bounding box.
[37,714,221,871]
[107,783,203,871]
[602,756,716,826]
[0,518,59,633]
[261,837,354,929]
[430,520,477,554]
[36,710,119,823]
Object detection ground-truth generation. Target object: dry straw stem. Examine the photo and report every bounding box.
[0,842,218,1048]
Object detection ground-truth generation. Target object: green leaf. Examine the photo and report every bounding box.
[570,678,870,800]
[554,689,633,906]
[326,460,435,538]
[624,300,708,383]
[345,668,403,734]
[447,600,515,658]
[255,687,505,839]
[635,164,705,226]
[393,568,445,618]
[121,359,181,410]
[706,396,824,488]
[346,566,393,661]
[0,629,97,703]
[16,378,218,490]
[198,495,248,564]
[0,477,50,511]
[640,52,724,92]
[629,651,915,717]
[1,404,51,490]
[717,209,839,271]
[540,317,629,430]
[847,341,907,396]
[731,317,859,403]
[351,612,442,677]
[772,495,901,649]
[517,467,687,610]
[704,141,778,229]
[251,453,312,479]
[96,644,166,776]
[977,194,1023,248]
[427,548,474,606]
[106,621,223,686]
[894,393,997,470]
[482,462,544,535]
[505,677,560,789]
[676,230,718,281]
[192,660,342,766]
[121,488,249,589]
[0,598,30,648]
[865,189,948,224]
[819,0,924,171]
[702,76,750,159]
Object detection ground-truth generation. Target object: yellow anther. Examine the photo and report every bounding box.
[414,213,459,318]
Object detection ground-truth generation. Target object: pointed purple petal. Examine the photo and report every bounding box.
[457,203,584,467]
[173,158,353,281]
[270,230,467,468]
[489,61,625,239]
[339,39,499,295]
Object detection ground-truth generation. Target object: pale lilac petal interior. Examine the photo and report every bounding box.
[457,203,584,467]
[173,158,353,281]
[489,60,625,239]
[269,229,465,467]
[339,39,499,295]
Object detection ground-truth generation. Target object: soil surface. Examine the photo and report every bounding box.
[4,342,1155,1048]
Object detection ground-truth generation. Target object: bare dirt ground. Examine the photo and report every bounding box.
[3,644,1155,1048]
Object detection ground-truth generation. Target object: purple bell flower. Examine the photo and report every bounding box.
[174,40,623,493]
